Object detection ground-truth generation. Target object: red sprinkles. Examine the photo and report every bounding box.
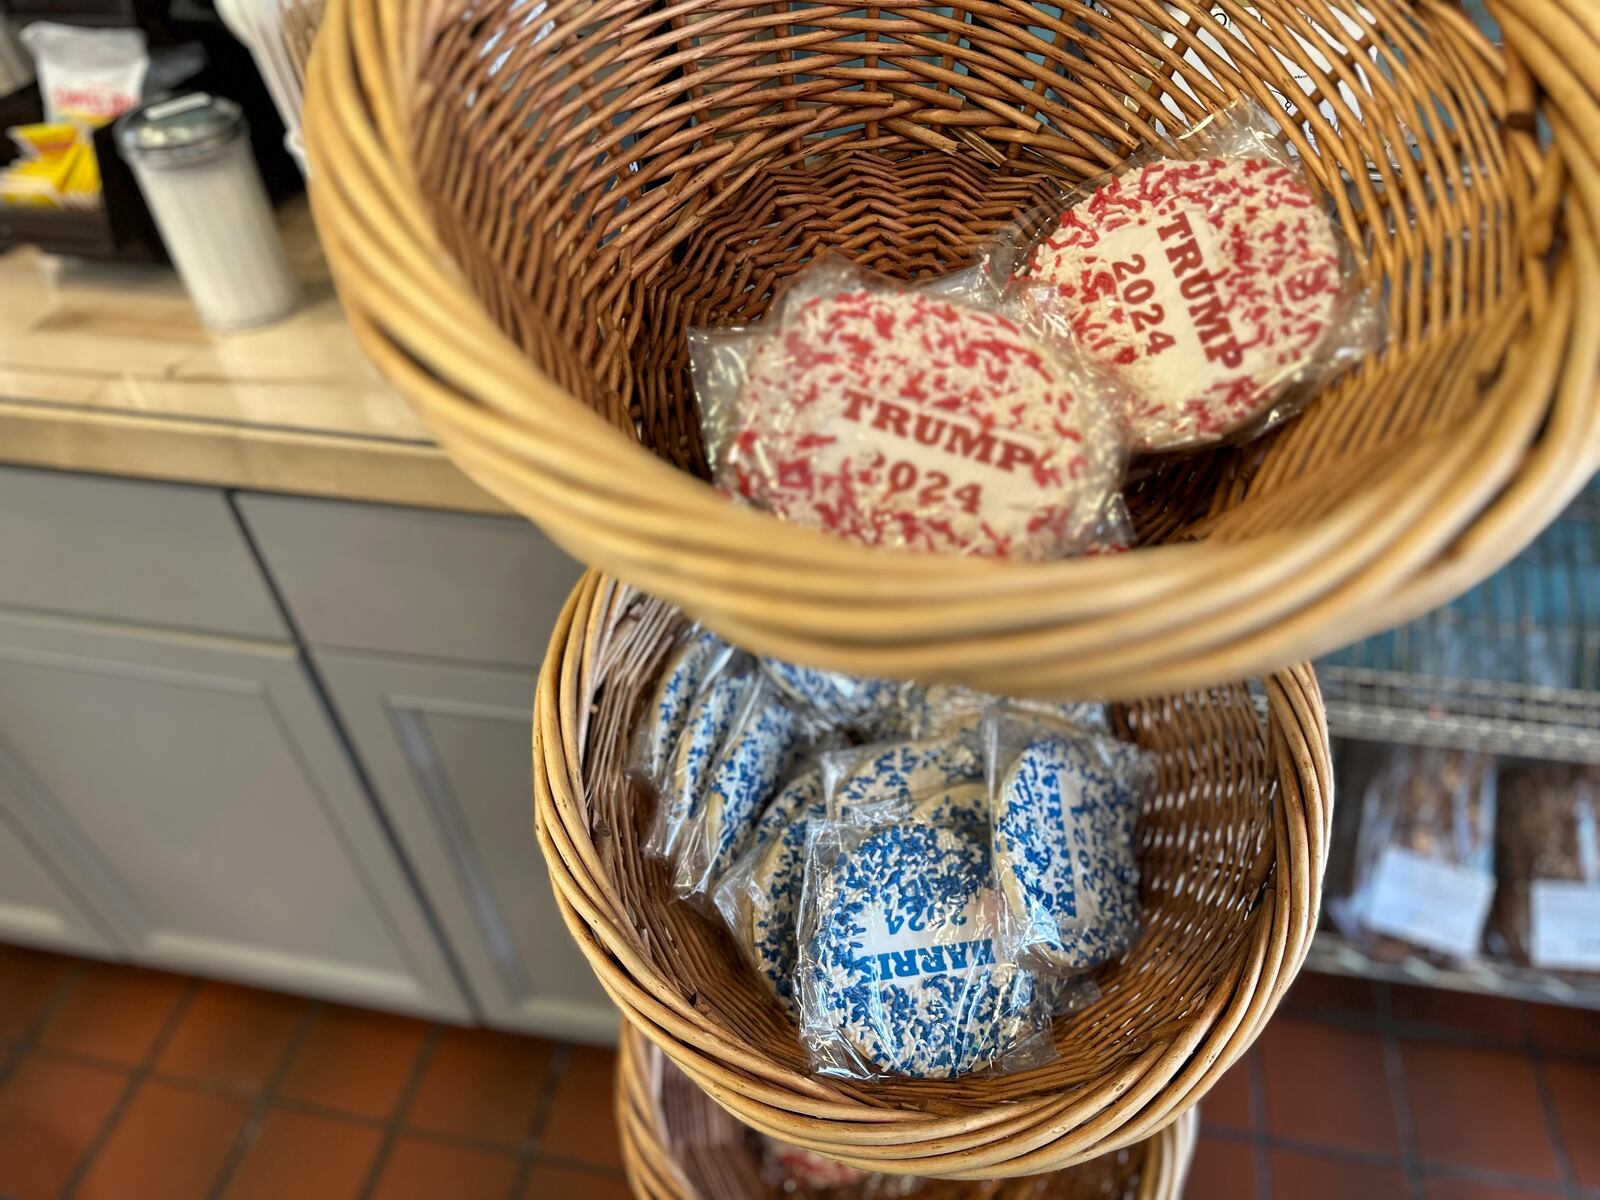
[726,288,1120,559]
[1027,156,1342,452]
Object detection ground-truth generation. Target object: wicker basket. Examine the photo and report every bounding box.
[617,1023,1200,1200]
[536,571,1330,1178]
[305,0,1599,701]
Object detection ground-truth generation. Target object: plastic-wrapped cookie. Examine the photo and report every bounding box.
[656,669,754,860]
[896,684,1107,739]
[911,781,989,828]
[636,629,733,781]
[994,735,1140,969]
[1026,156,1342,451]
[712,769,827,1016]
[828,733,985,811]
[675,690,804,898]
[802,821,1046,1079]
[728,280,1122,560]
[759,658,904,739]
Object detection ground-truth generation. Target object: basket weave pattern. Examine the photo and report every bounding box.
[306,0,1600,700]
[537,572,1331,1178]
[616,1023,1201,1199]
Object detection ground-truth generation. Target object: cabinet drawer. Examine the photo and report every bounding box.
[0,468,287,640]
[238,493,581,667]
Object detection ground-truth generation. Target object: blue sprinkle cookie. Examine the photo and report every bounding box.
[830,732,985,811]
[659,670,753,859]
[911,782,989,827]
[994,735,1141,970]
[803,821,1043,1079]
[677,691,804,896]
[640,629,731,779]
[760,659,905,738]
[735,781,828,1016]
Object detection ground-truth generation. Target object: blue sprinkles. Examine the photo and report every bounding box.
[660,670,752,858]
[759,658,905,738]
[738,780,828,1015]
[679,691,804,894]
[803,821,1042,1079]
[829,731,985,811]
[641,629,730,779]
[994,735,1141,970]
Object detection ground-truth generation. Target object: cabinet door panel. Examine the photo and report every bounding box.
[237,494,581,667]
[0,611,468,1018]
[0,807,117,956]
[318,651,615,1042]
[0,468,286,639]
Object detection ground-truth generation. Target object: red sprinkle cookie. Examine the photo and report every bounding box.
[727,289,1119,559]
[1027,156,1341,451]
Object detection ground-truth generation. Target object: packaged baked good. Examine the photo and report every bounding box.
[691,256,1129,561]
[713,767,828,1016]
[1333,745,1497,963]
[796,807,1055,1080]
[672,679,808,902]
[630,626,739,786]
[1488,762,1600,972]
[637,647,758,863]
[985,709,1154,972]
[991,97,1377,453]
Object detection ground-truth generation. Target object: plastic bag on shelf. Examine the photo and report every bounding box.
[988,97,1379,454]
[1332,745,1498,963]
[690,255,1131,561]
[1488,762,1600,973]
[985,709,1154,973]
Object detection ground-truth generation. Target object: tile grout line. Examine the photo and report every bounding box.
[0,959,85,1086]
[1246,1051,1273,1200]
[61,976,202,1200]
[1201,1125,1572,1193]
[355,1023,445,1200]
[508,1042,575,1199]
[203,1000,326,1200]
[1374,983,1427,1200]
[1519,1002,1586,1200]
[29,1039,628,1168]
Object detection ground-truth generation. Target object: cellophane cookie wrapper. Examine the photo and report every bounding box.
[991,97,1380,455]
[690,254,1132,561]
[670,675,812,905]
[794,809,1056,1081]
[633,633,755,865]
[757,656,910,742]
[711,763,829,1018]
[985,708,1155,974]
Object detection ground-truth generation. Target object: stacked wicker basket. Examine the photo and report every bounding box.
[617,1023,1201,1199]
[303,0,1599,1190]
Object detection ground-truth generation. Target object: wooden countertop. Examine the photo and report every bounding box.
[0,202,506,514]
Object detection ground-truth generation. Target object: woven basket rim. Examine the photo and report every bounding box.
[304,0,1600,700]
[615,1022,1202,1200]
[533,570,1332,1178]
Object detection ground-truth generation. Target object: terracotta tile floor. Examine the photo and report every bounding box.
[0,948,623,1200]
[1,945,1597,1199]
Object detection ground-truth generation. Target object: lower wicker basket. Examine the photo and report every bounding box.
[537,572,1330,1179]
[617,1023,1200,1200]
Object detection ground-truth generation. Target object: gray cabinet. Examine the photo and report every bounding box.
[317,651,615,1043]
[0,610,469,1019]
[0,805,117,957]
[0,468,288,640]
